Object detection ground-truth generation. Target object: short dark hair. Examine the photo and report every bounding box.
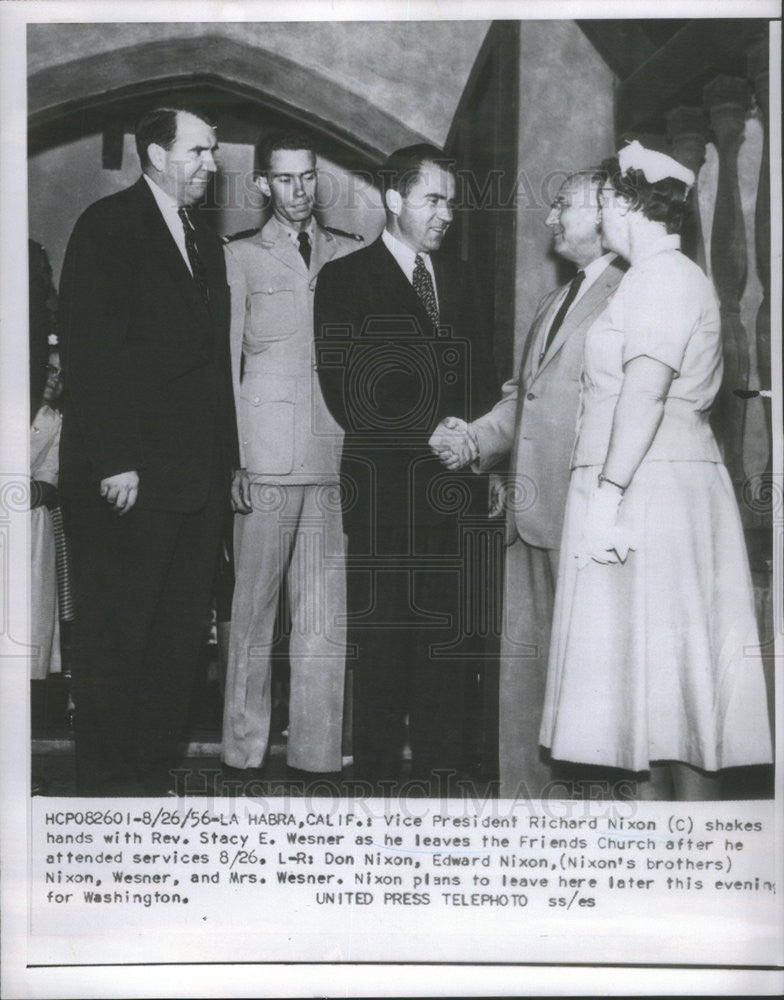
[378,144,456,200]
[598,156,692,234]
[254,130,316,177]
[135,106,216,171]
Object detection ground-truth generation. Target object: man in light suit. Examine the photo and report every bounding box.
[222,131,363,780]
[59,107,237,795]
[315,144,497,792]
[430,170,626,797]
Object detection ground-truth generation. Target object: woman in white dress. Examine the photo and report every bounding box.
[539,141,773,800]
[30,352,64,680]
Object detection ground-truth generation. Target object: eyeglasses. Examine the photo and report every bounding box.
[45,364,63,378]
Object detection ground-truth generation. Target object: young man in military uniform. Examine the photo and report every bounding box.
[221,130,363,784]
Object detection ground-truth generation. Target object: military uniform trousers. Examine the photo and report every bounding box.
[499,537,559,799]
[222,482,346,771]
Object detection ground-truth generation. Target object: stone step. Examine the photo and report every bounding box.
[31,736,356,767]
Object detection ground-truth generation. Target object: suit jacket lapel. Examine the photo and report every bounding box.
[519,289,560,386]
[134,178,212,328]
[431,253,453,329]
[367,239,433,334]
[191,211,228,341]
[311,225,341,277]
[536,259,625,375]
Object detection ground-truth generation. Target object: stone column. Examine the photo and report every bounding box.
[666,107,707,269]
[748,39,772,474]
[704,75,751,486]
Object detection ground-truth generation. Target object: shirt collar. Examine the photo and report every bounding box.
[277,216,316,244]
[143,173,181,214]
[581,252,615,288]
[631,232,681,266]
[382,228,431,280]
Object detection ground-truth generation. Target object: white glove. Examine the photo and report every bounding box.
[575,483,637,569]
[488,473,506,518]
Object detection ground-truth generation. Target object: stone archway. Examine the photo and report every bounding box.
[28,34,428,164]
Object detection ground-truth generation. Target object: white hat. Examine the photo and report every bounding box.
[618,140,695,190]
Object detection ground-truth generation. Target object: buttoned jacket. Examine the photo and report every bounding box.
[58,177,237,511]
[472,258,626,549]
[314,238,498,532]
[226,216,361,483]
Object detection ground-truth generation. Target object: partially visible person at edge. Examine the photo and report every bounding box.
[29,240,70,687]
[539,141,773,800]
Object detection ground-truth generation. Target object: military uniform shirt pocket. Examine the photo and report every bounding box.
[248,275,297,342]
[238,373,296,475]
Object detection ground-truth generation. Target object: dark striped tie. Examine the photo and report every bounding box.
[413,253,439,330]
[178,207,210,307]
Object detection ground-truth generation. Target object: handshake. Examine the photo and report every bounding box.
[428,416,479,471]
[428,416,505,519]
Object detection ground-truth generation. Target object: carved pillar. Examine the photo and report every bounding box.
[666,107,707,269]
[748,39,772,475]
[704,75,751,486]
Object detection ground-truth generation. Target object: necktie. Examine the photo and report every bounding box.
[297,231,311,269]
[178,207,210,307]
[413,253,439,330]
[543,269,585,356]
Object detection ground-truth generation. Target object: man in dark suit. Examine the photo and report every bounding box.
[314,144,497,793]
[59,107,238,795]
[430,170,626,797]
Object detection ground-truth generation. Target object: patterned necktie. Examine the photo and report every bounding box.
[413,253,439,330]
[543,269,585,355]
[178,207,210,307]
[297,231,312,269]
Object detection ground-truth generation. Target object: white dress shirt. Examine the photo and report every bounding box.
[143,174,192,275]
